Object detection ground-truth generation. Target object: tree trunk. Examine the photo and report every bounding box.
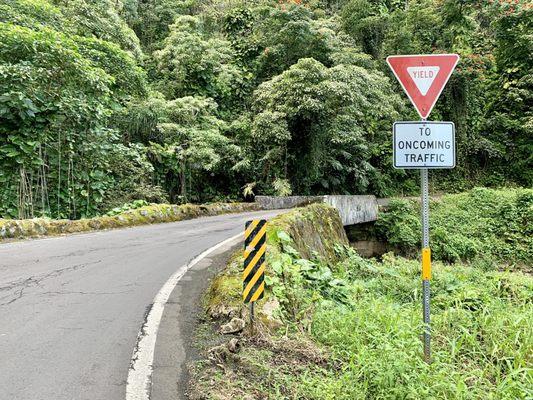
[180,159,187,200]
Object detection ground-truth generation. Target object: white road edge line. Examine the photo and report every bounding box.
[125,232,243,400]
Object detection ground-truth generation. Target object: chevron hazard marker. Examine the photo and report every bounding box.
[243,219,266,304]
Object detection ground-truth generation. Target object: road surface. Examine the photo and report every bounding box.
[0,210,283,400]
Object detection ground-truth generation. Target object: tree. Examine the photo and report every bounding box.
[224,4,353,81]
[253,5,336,79]
[1,0,530,218]
[153,16,243,110]
[133,0,199,48]
[249,57,402,194]
[147,96,240,201]
[0,23,149,218]
[340,0,390,58]
[55,0,143,59]
[483,1,533,186]
[0,0,68,31]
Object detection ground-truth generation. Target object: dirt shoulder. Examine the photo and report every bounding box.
[150,240,243,400]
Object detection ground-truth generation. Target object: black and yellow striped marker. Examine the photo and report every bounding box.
[243,219,267,304]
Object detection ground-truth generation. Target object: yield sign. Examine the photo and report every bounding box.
[387,54,459,119]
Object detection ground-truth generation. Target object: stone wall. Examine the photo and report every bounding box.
[0,202,260,242]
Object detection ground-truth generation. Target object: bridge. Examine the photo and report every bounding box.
[255,195,379,226]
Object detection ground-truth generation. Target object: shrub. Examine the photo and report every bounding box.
[376,188,533,266]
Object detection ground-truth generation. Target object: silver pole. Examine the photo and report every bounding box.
[420,167,431,363]
[249,302,255,335]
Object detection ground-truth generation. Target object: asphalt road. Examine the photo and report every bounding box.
[0,210,283,400]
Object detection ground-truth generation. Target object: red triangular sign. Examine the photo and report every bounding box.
[386,54,459,119]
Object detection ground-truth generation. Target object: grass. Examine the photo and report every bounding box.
[303,252,532,399]
[191,250,532,399]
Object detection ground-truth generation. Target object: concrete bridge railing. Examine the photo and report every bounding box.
[255,195,378,226]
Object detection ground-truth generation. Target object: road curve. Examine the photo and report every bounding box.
[0,210,283,400]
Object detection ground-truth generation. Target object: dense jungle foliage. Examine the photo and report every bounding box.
[1,0,531,218]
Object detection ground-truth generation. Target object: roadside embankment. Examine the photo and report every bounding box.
[0,202,260,242]
[189,203,353,399]
[189,189,532,399]
[374,187,533,267]
[348,187,533,265]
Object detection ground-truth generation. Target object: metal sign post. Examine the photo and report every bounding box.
[249,302,255,335]
[392,119,455,359]
[387,53,459,363]
[420,167,431,363]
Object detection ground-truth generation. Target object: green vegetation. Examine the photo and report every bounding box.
[192,194,532,399]
[105,199,149,216]
[3,1,531,397]
[2,0,531,220]
[202,203,348,323]
[194,252,532,399]
[376,187,533,266]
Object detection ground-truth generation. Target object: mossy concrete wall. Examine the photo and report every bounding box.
[0,202,260,242]
[325,195,378,226]
[205,203,348,325]
[255,195,378,226]
[265,203,348,263]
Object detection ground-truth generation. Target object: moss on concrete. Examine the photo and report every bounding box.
[203,203,348,329]
[266,203,348,264]
[204,252,244,319]
[191,203,348,398]
[0,202,260,242]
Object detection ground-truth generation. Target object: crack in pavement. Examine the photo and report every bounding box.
[2,287,25,305]
[0,260,103,306]
[0,242,149,269]
[128,303,153,372]
[39,290,133,297]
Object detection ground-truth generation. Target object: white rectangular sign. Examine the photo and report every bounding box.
[393,121,455,169]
